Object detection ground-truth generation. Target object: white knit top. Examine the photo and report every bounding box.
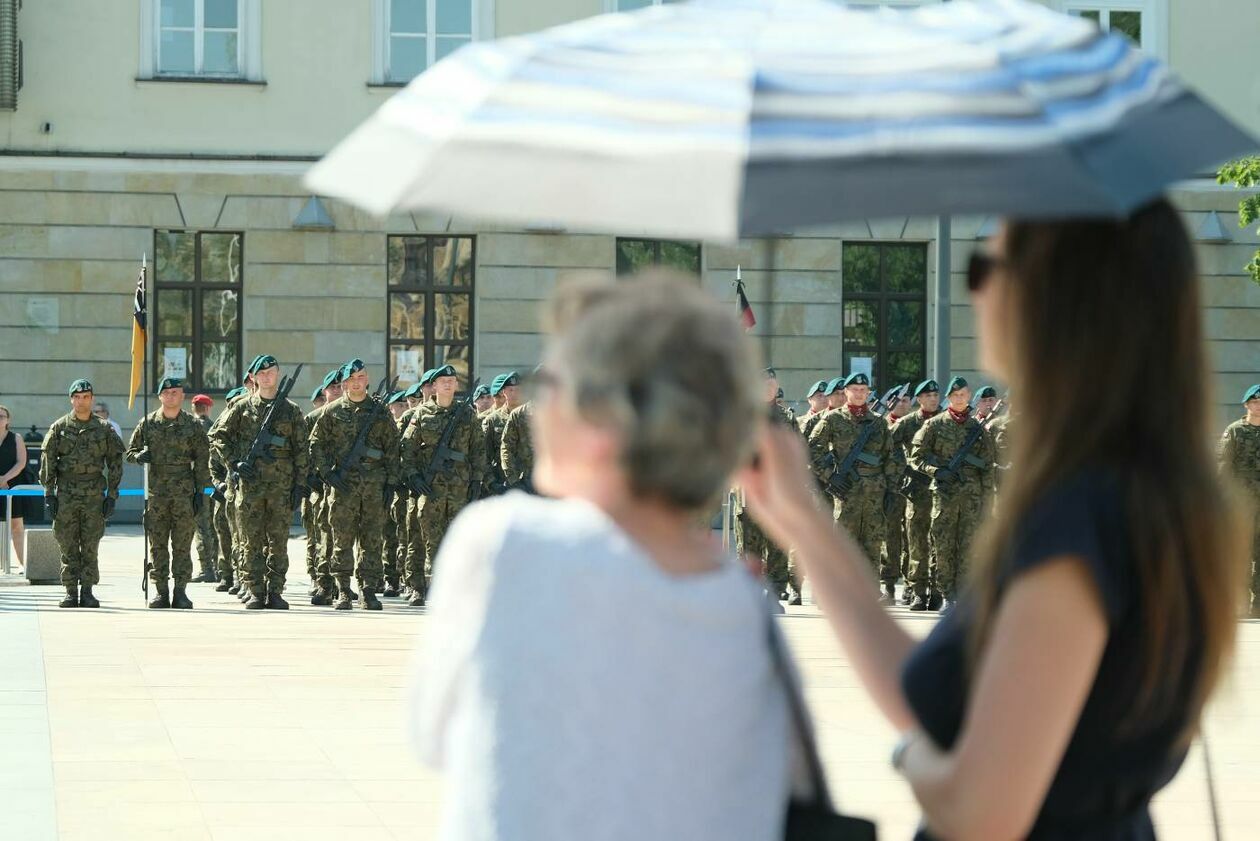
[411,492,792,841]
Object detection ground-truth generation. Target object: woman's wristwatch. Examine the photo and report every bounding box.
[891,732,916,773]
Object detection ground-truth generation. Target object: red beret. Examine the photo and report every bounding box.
[191,394,214,406]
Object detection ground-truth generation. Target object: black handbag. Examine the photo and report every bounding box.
[766,612,878,841]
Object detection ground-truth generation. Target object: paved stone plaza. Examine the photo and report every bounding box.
[1,526,1257,841]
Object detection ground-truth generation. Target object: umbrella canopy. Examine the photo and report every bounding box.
[305,0,1257,242]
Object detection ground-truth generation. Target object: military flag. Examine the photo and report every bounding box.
[128,255,147,410]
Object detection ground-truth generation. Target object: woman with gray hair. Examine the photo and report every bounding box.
[411,274,796,841]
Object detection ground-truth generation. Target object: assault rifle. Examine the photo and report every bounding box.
[930,395,1007,496]
[233,363,303,481]
[816,383,909,501]
[325,375,399,491]
[407,380,480,498]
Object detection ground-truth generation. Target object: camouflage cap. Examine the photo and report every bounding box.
[913,379,939,396]
[225,386,247,402]
[842,372,870,388]
[1244,384,1260,404]
[155,376,184,394]
[974,385,997,400]
[945,376,968,395]
[68,378,93,396]
[806,380,828,398]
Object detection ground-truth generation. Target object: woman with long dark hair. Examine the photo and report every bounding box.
[742,198,1249,840]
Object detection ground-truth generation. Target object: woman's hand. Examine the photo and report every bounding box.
[0,478,9,490]
[736,425,829,552]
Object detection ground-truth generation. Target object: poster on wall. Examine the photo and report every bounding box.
[850,356,873,382]
[396,348,421,383]
[163,347,188,379]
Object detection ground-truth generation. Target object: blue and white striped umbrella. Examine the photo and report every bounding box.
[305,0,1257,242]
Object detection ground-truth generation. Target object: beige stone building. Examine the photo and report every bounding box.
[2,0,1258,445]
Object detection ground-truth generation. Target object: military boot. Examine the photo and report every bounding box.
[407,588,425,607]
[215,572,233,593]
[927,591,944,612]
[310,587,333,606]
[148,584,171,609]
[877,584,896,606]
[244,590,266,610]
[333,579,354,611]
[359,587,382,611]
[78,586,100,608]
[383,578,401,598]
[265,590,289,610]
[899,586,914,606]
[191,561,215,583]
[909,594,928,612]
[227,581,241,595]
[59,585,78,608]
[171,585,194,610]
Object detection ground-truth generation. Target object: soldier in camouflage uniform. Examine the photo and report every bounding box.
[892,379,942,609]
[302,378,329,595]
[396,375,438,600]
[380,389,409,595]
[735,368,796,603]
[210,355,309,610]
[808,372,896,600]
[881,387,913,604]
[909,376,996,610]
[483,372,523,497]
[797,380,829,439]
[210,386,248,591]
[501,392,536,493]
[188,394,219,583]
[310,370,347,601]
[311,359,401,610]
[473,383,493,416]
[1218,384,1260,616]
[126,377,210,609]
[40,379,124,609]
[401,365,485,606]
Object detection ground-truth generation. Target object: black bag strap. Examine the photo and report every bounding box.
[765,608,833,809]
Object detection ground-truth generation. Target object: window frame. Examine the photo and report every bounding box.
[386,234,478,392]
[371,0,494,86]
[1057,0,1167,58]
[140,0,264,81]
[614,237,703,279]
[151,229,245,394]
[839,241,928,392]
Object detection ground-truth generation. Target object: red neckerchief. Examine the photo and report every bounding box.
[847,403,869,419]
[947,406,970,424]
[888,413,903,423]
[920,408,937,420]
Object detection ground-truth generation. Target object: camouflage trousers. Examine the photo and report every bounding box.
[146,494,196,587]
[314,492,336,593]
[194,490,218,570]
[929,486,985,601]
[383,492,407,583]
[329,480,388,591]
[407,493,465,596]
[735,509,791,593]
[237,484,292,596]
[904,490,934,598]
[213,495,234,581]
[883,492,908,584]
[403,495,426,593]
[301,492,320,583]
[1249,509,1260,604]
[834,478,888,582]
[52,492,106,587]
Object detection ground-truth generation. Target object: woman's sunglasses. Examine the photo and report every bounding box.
[967,252,1001,293]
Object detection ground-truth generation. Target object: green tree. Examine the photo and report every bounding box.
[1217,156,1260,285]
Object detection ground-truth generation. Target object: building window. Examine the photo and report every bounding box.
[615,238,701,277]
[140,0,263,80]
[373,0,486,85]
[152,230,243,392]
[1061,1,1165,56]
[387,236,476,391]
[841,242,927,391]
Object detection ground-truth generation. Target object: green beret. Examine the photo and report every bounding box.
[843,372,870,388]
[914,379,939,397]
[310,386,325,403]
[68,378,93,396]
[387,390,407,405]
[245,355,264,376]
[823,376,845,396]
[1244,384,1260,404]
[225,386,247,402]
[490,371,521,396]
[974,385,997,400]
[249,354,278,375]
[403,382,425,399]
[417,368,439,386]
[472,384,491,400]
[340,358,365,380]
[319,371,339,392]
[806,380,828,398]
[431,364,457,380]
[155,377,184,394]
[945,376,968,395]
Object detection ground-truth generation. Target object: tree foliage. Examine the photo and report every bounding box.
[1217,156,1260,285]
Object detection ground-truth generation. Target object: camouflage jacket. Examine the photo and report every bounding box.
[126,409,210,497]
[40,413,124,498]
[500,402,535,486]
[1218,418,1260,498]
[989,413,1013,470]
[310,395,401,486]
[909,410,996,495]
[797,410,825,440]
[808,405,895,486]
[209,392,309,490]
[401,398,486,493]
[481,407,512,489]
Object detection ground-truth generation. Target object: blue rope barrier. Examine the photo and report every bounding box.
[0,488,215,497]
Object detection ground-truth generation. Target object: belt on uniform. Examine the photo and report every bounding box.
[59,468,103,478]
